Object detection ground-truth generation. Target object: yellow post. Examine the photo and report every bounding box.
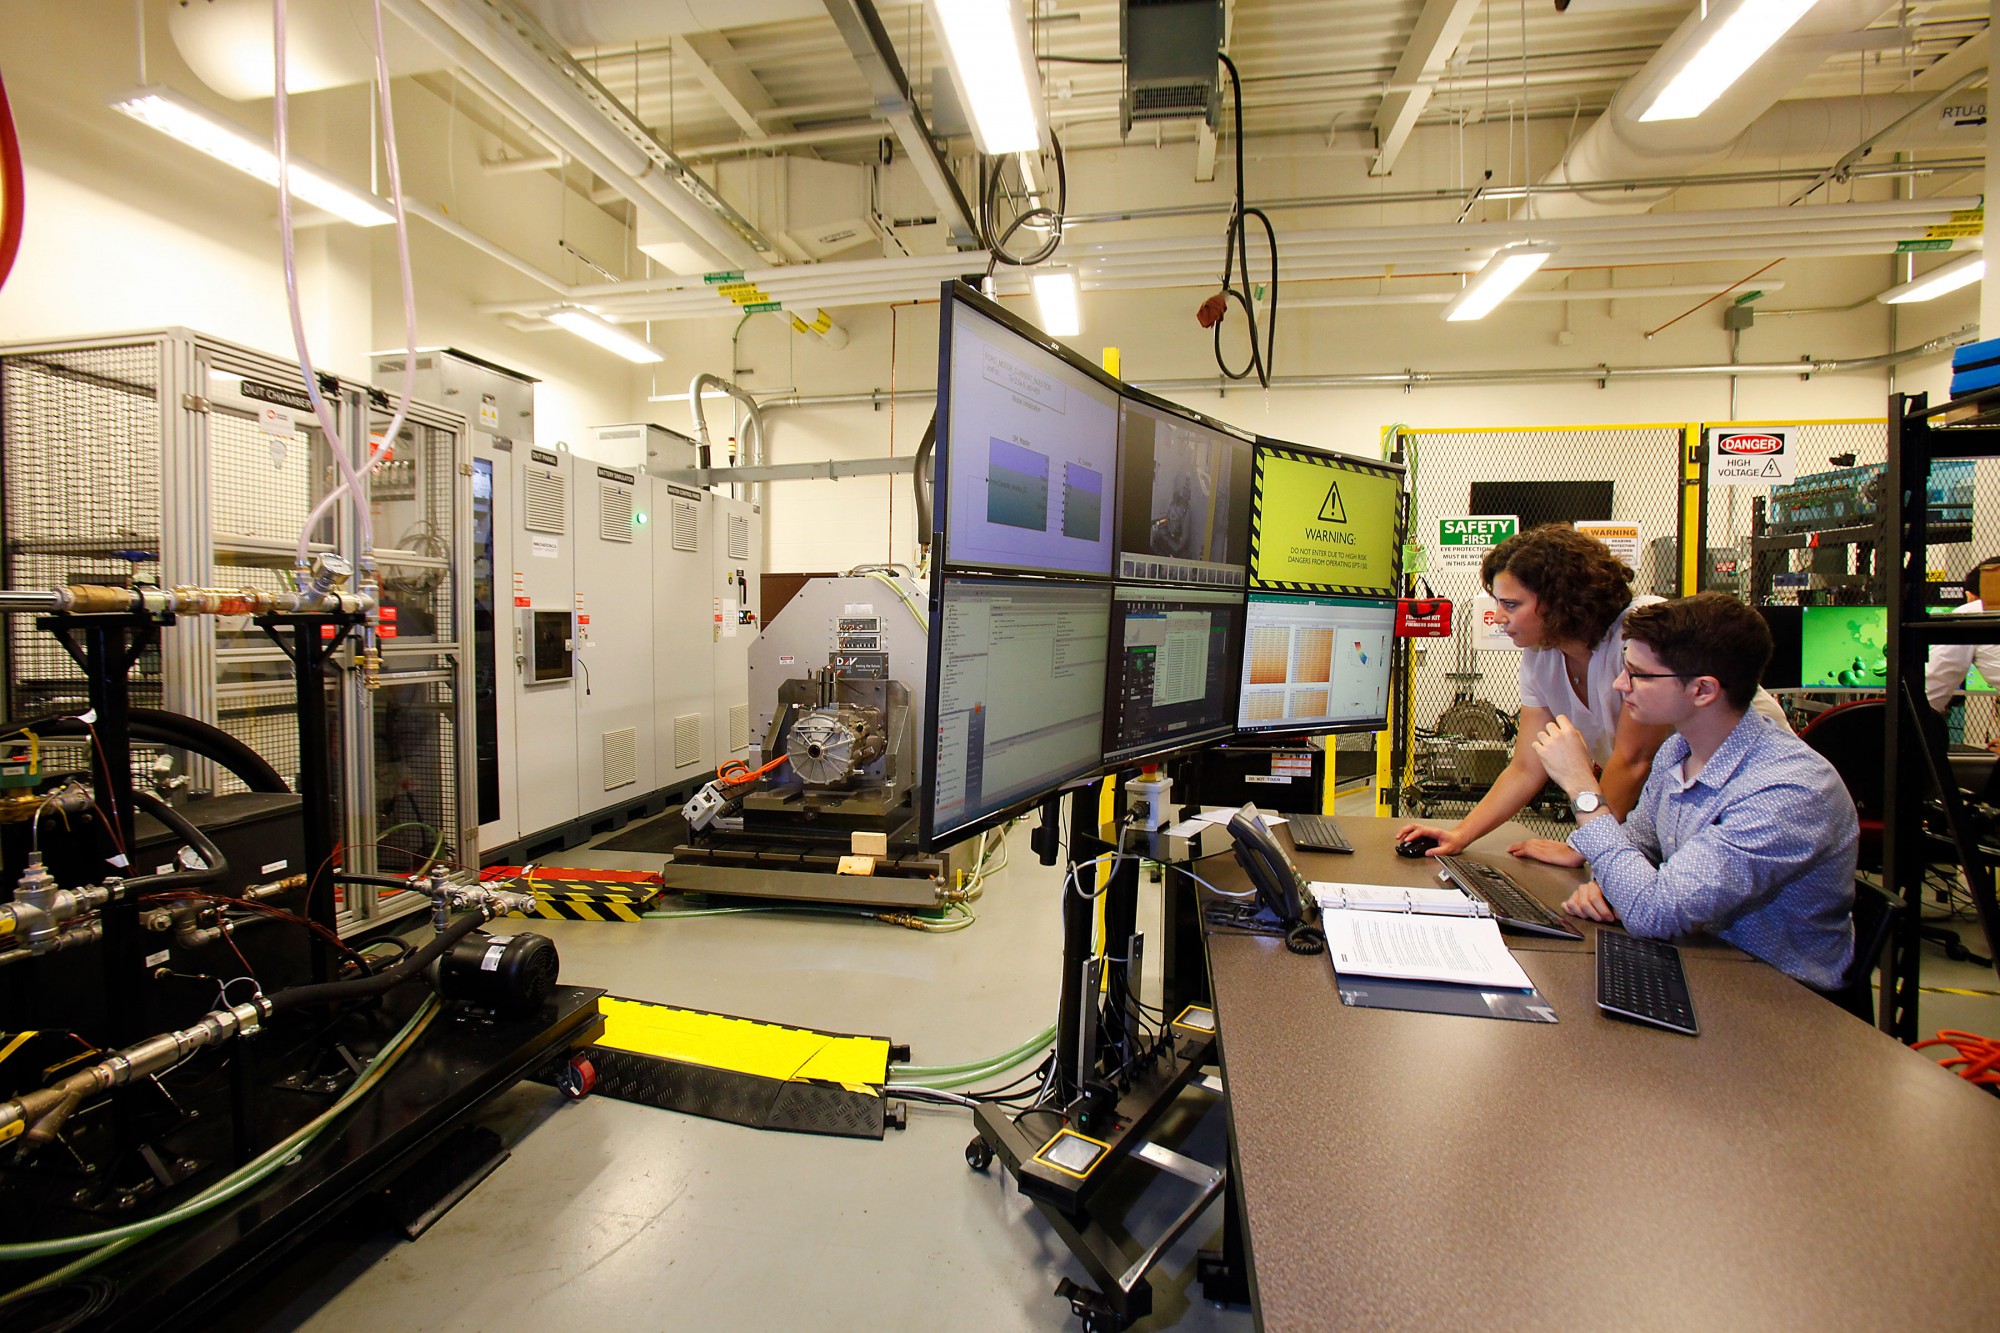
[1681,423,1703,593]
[1102,347,1121,377]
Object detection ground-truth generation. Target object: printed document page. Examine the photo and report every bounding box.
[1321,909,1533,989]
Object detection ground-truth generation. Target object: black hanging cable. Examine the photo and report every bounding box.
[1197,52,1278,388]
[980,135,1068,274]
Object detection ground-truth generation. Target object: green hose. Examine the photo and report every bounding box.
[891,1024,1055,1079]
[0,998,440,1288]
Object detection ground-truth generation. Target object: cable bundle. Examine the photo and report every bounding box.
[1912,1030,2000,1089]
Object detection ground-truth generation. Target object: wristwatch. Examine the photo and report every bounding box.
[1571,790,1604,818]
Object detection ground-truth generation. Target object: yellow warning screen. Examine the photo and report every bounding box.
[1249,448,1402,594]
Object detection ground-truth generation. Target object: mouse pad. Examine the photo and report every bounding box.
[1337,974,1559,1023]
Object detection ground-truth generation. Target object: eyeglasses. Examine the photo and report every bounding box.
[1619,662,1690,681]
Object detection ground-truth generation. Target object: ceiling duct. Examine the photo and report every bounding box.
[1526,0,1902,218]
[1120,0,1224,136]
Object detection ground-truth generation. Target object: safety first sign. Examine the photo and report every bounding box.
[1707,426,1797,486]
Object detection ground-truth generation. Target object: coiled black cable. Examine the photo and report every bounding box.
[122,789,229,893]
[980,135,1068,271]
[1211,52,1278,388]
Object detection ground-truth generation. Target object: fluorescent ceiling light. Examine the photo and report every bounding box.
[926,0,1044,155]
[547,307,666,363]
[1033,269,1081,337]
[1441,245,1553,322]
[1637,0,1821,123]
[107,86,392,227]
[1877,251,1985,305]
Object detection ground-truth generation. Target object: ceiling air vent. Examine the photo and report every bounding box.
[1120,0,1224,136]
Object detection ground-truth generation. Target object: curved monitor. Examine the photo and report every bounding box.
[934,284,1122,579]
[1249,441,1404,596]
[1237,592,1395,736]
[1113,391,1254,587]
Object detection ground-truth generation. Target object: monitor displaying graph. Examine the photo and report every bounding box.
[1237,592,1395,734]
[935,289,1121,578]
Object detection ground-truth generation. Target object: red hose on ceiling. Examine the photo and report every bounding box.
[0,66,23,296]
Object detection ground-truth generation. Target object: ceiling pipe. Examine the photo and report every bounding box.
[1526,0,1905,218]
[648,326,1974,408]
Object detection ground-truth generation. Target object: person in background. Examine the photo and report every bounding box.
[1533,593,1858,990]
[1925,556,2000,755]
[1396,523,1791,865]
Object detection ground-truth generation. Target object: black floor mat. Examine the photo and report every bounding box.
[596,810,688,853]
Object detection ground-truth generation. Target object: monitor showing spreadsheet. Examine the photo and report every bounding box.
[1101,586,1246,766]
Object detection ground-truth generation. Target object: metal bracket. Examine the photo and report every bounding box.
[181,394,209,414]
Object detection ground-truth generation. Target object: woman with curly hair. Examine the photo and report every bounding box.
[1396,523,1788,866]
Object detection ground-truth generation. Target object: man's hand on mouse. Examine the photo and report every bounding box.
[1392,822,1466,857]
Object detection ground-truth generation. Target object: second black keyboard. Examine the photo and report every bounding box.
[1596,930,1698,1035]
[1435,855,1583,940]
[1285,813,1353,853]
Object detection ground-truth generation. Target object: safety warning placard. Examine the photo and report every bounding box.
[1707,426,1796,487]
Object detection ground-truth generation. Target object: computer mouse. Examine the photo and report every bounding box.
[1396,834,1440,858]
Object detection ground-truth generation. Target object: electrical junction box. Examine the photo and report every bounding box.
[371,347,535,450]
[589,422,697,470]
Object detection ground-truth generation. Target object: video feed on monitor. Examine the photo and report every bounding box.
[1237,592,1394,735]
[1248,443,1403,595]
[1102,586,1246,766]
[1114,395,1254,587]
[937,292,1121,578]
[925,578,1113,846]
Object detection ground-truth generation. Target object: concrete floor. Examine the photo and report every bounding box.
[219,782,2000,1332]
[221,817,1254,1333]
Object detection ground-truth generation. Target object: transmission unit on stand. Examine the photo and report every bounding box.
[667,571,974,909]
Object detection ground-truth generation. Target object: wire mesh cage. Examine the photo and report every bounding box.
[369,666,462,882]
[0,341,168,719]
[369,416,458,645]
[1395,424,1686,834]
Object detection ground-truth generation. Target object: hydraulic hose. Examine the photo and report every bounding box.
[912,415,935,547]
[121,790,228,893]
[0,999,438,1282]
[3,709,289,794]
[266,912,486,1013]
[892,1025,1056,1079]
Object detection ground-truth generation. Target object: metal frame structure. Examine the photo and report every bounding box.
[0,328,474,933]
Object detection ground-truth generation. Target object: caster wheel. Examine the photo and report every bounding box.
[556,1055,597,1101]
[965,1136,994,1172]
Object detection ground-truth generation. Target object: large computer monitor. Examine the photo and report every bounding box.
[1248,441,1403,595]
[1237,592,1395,735]
[1102,586,1246,766]
[934,284,1122,579]
[923,577,1114,847]
[1800,605,1887,689]
[1113,391,1254,587]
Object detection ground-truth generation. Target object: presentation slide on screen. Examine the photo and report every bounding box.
[931,581,1112,837]
[1249,450,1401,593]
[1238,594,1393,731]
[944,305,1120,577]
[1115,401,1253,586]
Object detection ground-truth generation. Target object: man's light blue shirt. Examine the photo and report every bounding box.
[1569,711,1858,989]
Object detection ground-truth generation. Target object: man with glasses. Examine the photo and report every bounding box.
[1529,592,1859,989]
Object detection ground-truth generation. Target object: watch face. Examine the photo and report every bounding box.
[1575,792,1602,813]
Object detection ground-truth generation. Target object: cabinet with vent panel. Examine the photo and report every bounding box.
[654,479,717,787]
[711,495,763,763]
[575,463,655,816]
[513,445,580,831]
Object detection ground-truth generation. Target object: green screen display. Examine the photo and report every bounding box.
[1798,605,1993,692]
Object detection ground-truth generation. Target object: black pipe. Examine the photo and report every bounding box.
[267,911,486,1013]
[333,874,422,892]
[121,789,229,893]
[0,708,290,793]
[913,414,935,546]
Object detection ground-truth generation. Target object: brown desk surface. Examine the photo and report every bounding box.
[1203,816,2000,1332]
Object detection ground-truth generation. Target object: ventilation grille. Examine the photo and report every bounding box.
[728,703,751,754]
[599,483,634,543]
[602,726,638,790]
[671,497,700,552]
[524,466,566,533]
[673,713,701,769]
[728,513,751,561]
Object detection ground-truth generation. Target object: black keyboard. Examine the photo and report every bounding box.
[1286,813,1352,853]
[1596,931,1698,1035]
[1434,855,1583,940]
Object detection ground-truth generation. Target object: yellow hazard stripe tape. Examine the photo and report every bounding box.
[0,1031,38,1065]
